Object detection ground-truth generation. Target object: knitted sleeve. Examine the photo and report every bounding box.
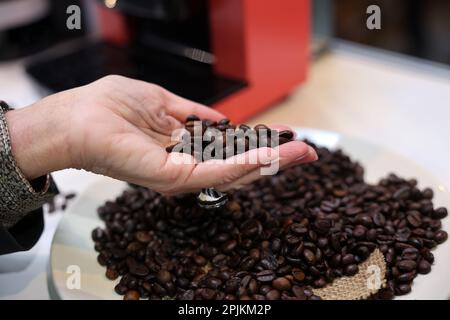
[0,101,57,229]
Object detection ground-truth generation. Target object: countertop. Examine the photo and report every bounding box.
[1,41,449,299]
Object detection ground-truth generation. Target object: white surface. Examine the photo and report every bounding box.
[1,43,450,299]
[51,176,127,300]
[50,129,450,300]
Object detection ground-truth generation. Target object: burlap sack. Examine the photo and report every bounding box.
[312,248,387,300]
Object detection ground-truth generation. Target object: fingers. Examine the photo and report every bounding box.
[162,88,225,122]
[157,140,317,195]
[277,140,315,162]
[173,147,279,192]
[216,141,317,191]
[218,145,318,191]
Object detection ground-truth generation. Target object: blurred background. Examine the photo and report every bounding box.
[2,1,450,61]
[1,0,450,120]
[334,0,450,65]
[1,0,450,115]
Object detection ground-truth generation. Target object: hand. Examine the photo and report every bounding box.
[5,75,317,194]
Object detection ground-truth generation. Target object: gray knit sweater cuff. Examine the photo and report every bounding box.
[0,101,57,229]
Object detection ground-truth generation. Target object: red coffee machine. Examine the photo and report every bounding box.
[209,0,310,121]
[28,0,310,122]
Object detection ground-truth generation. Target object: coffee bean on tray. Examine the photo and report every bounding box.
[92,129,448,300]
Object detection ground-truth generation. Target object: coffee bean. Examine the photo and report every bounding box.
[396,284,411,295]
[286,234,301,246]
[303,288,313,297]
[401,248,419,261]
[393,186,410,200]
[434,230,448,244]
[266,289,280,300]
[272,277,291,291]
[218,118,230,125]
[278,130,294,140]
[97,253,110,266]
[303,249,316,264]
[317,237,328,248]
[377,288,395,300]
[397,260,417,272]
[117,241,127,251]
[256,270,275,283]
[179,289,195,300]
[115,283,128,295]
[249,248,261,261]
[222,240,238,253]
[106,268,119,280]
[342,254,355,265]
[254,124,270,132]
[193,255,207,266]
[292,268,306,281]
[373,212,386,227]
[239,124,251,132]
[344,264,358,276]
[200,288,216,300]
[165,142,179,153]
[135,231,151,243]
[406,211,422,228]
[292,286,307,299]
[417,259,431,274]
[314,219,332,233]
[345,207,362,216]
[126,258,149,277]
[271,238,281,253]
[240,256,256,271]
[355,214,373,227]
[156,270,171,284]
[422,188,434,199]
[124,290,140,300]
[223,278,239,294]
[205,277,222,289]
[353,225,367,239]
[356,246,370,259]
[397,271,415,283]
[290,224,308,235]
[432,207,448,219]
[92,228,106,242]
[314,278,327,288]
[186,115,200,122]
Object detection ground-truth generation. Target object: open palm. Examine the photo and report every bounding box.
[63,76,316,194]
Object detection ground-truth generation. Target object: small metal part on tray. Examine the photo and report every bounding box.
[197,188,228,209]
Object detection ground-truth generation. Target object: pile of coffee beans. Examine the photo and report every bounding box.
[165,115,294,160]
[93,132,448,300]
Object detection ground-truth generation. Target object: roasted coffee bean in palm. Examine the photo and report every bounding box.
[166,116,295,159]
